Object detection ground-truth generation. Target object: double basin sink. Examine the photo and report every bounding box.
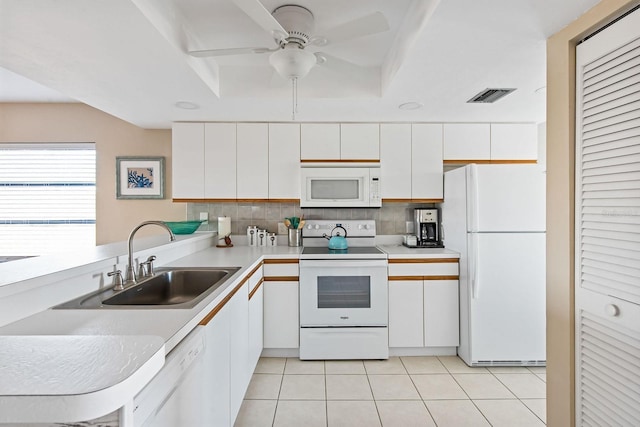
[55,267,240,310]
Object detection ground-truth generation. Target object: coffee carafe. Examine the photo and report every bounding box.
[414,208,444,248]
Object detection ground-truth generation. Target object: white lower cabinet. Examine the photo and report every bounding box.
[263,281,299,348]
[229,282,249,423]
[248,283,264,370]
[388,259,460,349]
[201,296,231,427]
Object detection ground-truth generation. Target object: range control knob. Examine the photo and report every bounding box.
[315,224,320,230]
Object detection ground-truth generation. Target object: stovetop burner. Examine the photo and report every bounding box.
[300,220,387,260]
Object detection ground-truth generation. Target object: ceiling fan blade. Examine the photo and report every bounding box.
[233,0,289,42]
[313,11,390,45]
[189,47,274,58]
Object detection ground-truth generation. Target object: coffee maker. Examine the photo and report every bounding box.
[413,208,444,248]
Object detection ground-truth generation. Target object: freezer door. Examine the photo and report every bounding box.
[467,164,546,232]
[468,232,546,363]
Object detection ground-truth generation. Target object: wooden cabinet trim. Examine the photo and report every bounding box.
[388,258,459,264]
[249,278,264,300]
[389,275,459,281]
[247,261,264,278]
[172,198,300,203]
[263,276,299,282]
[382,198,444,203]
[263,258,299,264]
[443,159,537,165]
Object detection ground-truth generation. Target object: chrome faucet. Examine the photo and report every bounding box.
[125,221,175,286]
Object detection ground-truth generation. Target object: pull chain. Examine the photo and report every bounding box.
[291,77,299,120]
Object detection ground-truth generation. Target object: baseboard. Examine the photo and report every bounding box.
[389,347,457,357]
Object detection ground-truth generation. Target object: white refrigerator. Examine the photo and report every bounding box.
[442,164,546,366]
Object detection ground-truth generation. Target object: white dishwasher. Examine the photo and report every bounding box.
[133,327,205,427]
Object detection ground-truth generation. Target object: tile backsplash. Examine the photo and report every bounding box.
[187,202,435,235]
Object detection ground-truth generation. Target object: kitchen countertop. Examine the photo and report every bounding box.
[0,240,459,423]
[0,243,301,423]
[378,244,460,258]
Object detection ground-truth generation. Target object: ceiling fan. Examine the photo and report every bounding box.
[188,0,390,81]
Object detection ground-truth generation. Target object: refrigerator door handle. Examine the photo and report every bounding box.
[470,233,479,299]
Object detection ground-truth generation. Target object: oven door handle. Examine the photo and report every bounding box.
[300,260,388,269]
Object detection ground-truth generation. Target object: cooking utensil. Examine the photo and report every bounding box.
[284,218,291,228]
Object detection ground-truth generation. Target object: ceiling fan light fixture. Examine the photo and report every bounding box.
[269,46,317,79]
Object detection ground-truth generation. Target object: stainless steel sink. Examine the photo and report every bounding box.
[54,267,240,309]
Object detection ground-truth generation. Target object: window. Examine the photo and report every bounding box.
[0,144,96,256]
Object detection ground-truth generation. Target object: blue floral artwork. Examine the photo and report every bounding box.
[127,167,154,189]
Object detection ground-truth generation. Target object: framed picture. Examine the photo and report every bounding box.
[116,156,165,199]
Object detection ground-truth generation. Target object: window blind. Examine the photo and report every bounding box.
[0,144,96,256]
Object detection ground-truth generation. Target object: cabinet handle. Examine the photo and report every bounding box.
[605,304,620,317]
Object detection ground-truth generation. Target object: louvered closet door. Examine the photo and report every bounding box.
[575,7,640,426]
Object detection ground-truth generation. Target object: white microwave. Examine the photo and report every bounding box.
[300,163,382,208]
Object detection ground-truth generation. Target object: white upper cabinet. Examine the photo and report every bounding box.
[380,124,412,199]
[269,123,300,199]
[340,124,380,160]
[412,124,443,200]
[204,123,236,199]
[490,123,538,160]
[236,123,268,199]
[443,124,491,160]
[172,123,205,199]
[300,123,340,160]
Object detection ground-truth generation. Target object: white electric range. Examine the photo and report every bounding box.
[299,220,389,360]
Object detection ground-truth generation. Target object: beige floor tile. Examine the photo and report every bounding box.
[327,400,382,427]
[494,373,546,399]
[536,373,547,383]
[279,374,326,400]
[376,400,436,427]
[425,400,491,426]
[438,356,489,374]
[234,399,277,427]
[411,374,468,400]
[522,399,547,423]
[364,356,407,374]
[487,366,531,374]
[474,399,546,427]
[527,366,546,374]
[453,374,515,399]
[273,400,327,427]
[254,357,286,374]
[244,374,283,400]
[284,357,325,374]
[400,356,448,374]
[325,360,366,374]
[369,374,421,400]
[326,374,373,400]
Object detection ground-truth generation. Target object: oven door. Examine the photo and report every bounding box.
[299,259,388,327]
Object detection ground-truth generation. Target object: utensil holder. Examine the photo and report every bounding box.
[288,228,302,247]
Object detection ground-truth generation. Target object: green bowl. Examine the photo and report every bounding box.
[164,220,203,235]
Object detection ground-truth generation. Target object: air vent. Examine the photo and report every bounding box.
[467,88,516,103]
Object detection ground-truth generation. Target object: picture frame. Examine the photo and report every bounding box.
[116,156,165,199]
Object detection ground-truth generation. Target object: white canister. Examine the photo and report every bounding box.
[247,226,258,246]
[257,229,267,247]
[267,232,277,247]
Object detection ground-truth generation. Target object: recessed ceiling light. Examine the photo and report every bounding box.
[398,101,423,110]
[174,101,199,110]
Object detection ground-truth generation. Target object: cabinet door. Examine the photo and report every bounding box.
[443,124,490,160]
[237,123,268,199]
[300,123,340,160]
[424,280,459,347]
[412,124,443,199]
[201,301,231,427]
[263,281,299,348]
[269,123,300,199]
[172,123,204,199]
[204,123,236,199]
[340,123,380,160]
[388,280,424,347]
[380,124,411,199]
[228,282,249,422]
[248,282,264,373]
[490,123,538,160]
